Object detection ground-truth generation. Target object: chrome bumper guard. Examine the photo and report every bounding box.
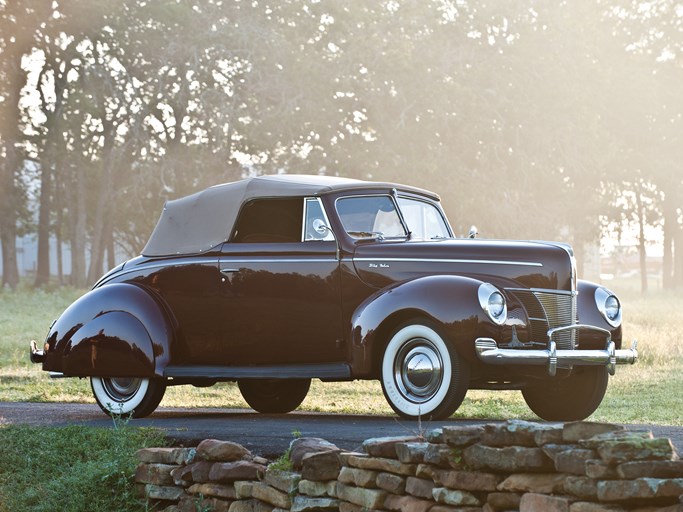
[475,324,638,377]
[29,340,64,377]
[29,340,45,364]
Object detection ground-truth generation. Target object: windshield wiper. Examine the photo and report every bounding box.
[348,231,412,241]
[348,231,385,240]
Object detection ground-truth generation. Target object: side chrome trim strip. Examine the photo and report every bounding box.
[353,257,543,267]
[221,258,338,264]
[107,257,338,285]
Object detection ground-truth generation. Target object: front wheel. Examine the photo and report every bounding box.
[238,379,311,413]
[380,320,469,420]
[522,366,609,421]
[91,377,166,418]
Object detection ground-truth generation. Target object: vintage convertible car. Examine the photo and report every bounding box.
[30,174,638,421]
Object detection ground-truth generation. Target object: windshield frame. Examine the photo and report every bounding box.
[333,192,453,241]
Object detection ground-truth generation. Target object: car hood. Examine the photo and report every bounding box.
[351,238,575,291]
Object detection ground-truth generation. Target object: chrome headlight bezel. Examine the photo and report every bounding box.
[595,287,622,327]
[478,283,508,325]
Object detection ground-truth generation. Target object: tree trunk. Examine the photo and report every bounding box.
[0,146,21,290]
[86,158,113,284]
[573,236,584,280]
[635,190,648,294]
[54,189,64,285]
[105,214,116,271]
[68,165,88,288]
[662,193,675,289]
[675,222,683,289]
[34,163,52,287]
[56,219,64,285]
[107,238,116,270]
[0,230,20,290]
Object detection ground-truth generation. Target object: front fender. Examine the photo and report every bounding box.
[349,275,500,376]
[43,283,174,378]
[577,280,623,348]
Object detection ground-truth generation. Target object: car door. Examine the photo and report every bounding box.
[215,197,343,365]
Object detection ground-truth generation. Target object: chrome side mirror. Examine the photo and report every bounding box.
[311,218,339,259]
[312,218,330,235]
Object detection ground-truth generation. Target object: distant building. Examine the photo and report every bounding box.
[3,235,73,278]
[1,235,127,281]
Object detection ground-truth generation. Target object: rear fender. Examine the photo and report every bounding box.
[349,275,498,376]
[43,283,173,378]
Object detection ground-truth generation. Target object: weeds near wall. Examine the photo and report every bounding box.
[0,423,166,512]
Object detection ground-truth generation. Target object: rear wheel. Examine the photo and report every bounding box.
[238,378,311,413]
[522,366,609,421]
[380,320,469,420]
[91,377,166,418]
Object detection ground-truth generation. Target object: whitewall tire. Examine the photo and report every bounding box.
[91,376,166,418]
[381,321,469,420]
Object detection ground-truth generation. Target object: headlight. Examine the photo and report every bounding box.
[478,283,507,325]
[595,287,622,327]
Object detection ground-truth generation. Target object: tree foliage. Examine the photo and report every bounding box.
[0,0,680,288]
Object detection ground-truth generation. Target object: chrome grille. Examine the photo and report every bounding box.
[509,289,578,351]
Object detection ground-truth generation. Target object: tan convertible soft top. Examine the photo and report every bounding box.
[142,174,439,257]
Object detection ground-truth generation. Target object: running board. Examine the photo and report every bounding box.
[164,363,351,380]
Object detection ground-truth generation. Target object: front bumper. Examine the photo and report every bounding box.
[475,324,638,377]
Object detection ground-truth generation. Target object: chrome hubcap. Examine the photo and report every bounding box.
[103,377,142,401]
[394,338,443,403]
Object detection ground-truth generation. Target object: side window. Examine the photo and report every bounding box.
[304,198,334,241]
[232,198,303,243]
[397,197,451,239]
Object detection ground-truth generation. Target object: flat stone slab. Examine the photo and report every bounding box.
[463,443,554,473]
[301,450,341,481]
[597,478,683,502]
[290,437,340,470]
[597,438,678,464]
[362,436,422,458]
[137,447,197,465]
[481,420,548,448]
[197,439,251,462]
[563,422,625,443]
[497,473,567,494]
[616,460,683,479]
[209,460,266,483]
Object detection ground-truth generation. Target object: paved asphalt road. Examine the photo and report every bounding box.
[2,402,682,458]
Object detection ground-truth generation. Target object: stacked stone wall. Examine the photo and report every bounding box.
[135,420,683,512]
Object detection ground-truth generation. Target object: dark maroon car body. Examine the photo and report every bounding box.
[31,175,637,420]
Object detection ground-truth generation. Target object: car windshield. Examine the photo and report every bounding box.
[336,196,407,239]
[397,197,451,239]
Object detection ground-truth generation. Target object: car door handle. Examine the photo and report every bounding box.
[220,268,239,274]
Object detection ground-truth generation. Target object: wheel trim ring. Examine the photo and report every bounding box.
[102,377,143,401]
[91,376,150,415]
[393,337,444,404]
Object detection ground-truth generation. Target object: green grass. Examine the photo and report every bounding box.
[1,279,682,424]
[0,285,83,367]
[0,422,166,512]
